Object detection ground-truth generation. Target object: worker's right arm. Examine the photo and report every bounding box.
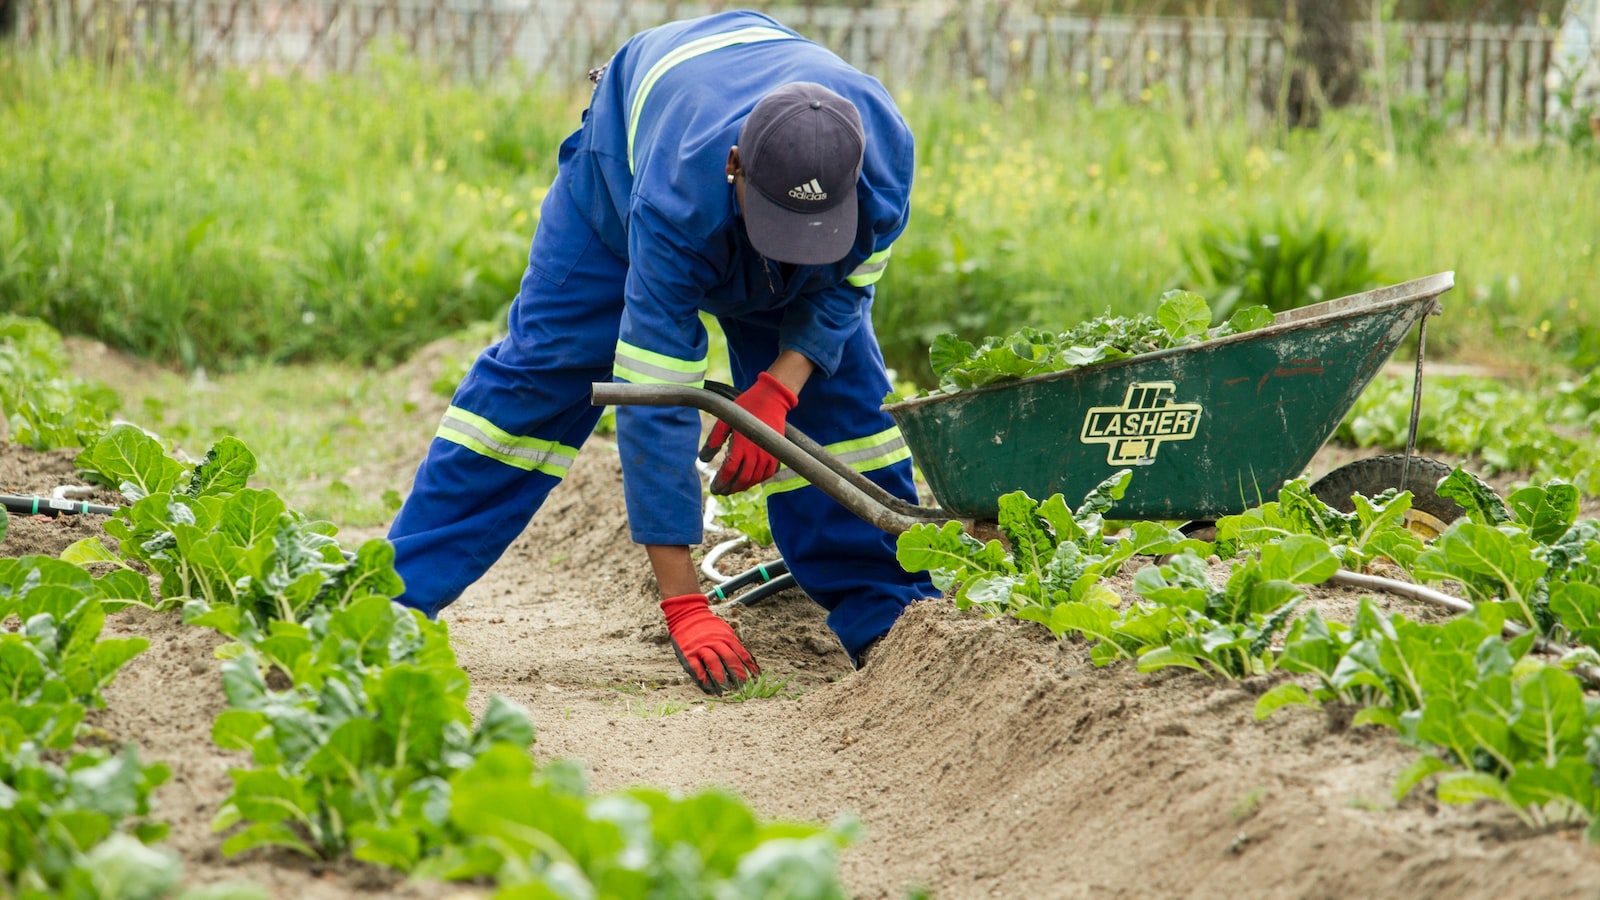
[611,198,732,547]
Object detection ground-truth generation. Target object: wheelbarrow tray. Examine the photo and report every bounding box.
[883,272,1455,522]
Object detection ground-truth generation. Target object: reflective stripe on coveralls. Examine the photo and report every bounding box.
[845,247,892,287]
[435,406,579,477]
[626,25,796,172]
[614,340,707,387]
[762,426,911,495]
[387,171,627,619]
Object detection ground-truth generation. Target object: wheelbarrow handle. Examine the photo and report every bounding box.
[591,381,966,536]
[697,381,933,521]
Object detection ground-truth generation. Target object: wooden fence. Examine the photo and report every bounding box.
[11,0,1586,138]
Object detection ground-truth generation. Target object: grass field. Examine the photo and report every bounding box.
[4,52,1598,385]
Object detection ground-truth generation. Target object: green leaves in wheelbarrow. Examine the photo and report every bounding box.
[1156,290,1211,341]
[918,289,1274,396]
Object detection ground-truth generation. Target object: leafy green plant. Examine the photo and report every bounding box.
[1183,202,1380,321]
[1257,597,1600,838]
[207,595,535,868]
[1406,472,1599,638]
[0,316,119,451]
[0,743,175,899]
[1253,610,1383,717]
[1215,478,1424,572]
[77,425,400,627]
[1130,536,1338,678]
[896,473,1215,665]
[416,744,857,898]
[0,556,151,749]
[712,487,774,548]
[898,472,1195,619]
[0,551,192,899]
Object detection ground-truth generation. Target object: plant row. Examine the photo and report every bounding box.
[0,313,852,898]
[896,467,1600,837]
[0,318,256,898]
[64,425,855,898]
[1340,370,1600,496]
[0,315,119,451]
[0,547,191,899]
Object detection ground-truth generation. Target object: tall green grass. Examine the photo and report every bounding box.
[0,51,574,369]
[4,53,1598,383]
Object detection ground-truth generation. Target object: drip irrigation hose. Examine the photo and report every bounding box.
[709,558,791,603]
[714,573,797,610]
[1328,569,1600,689]
[2,495,119,517]
[1327,569,1471,615]
[701,536,748,585]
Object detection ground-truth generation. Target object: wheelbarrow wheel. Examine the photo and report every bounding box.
[1309,455,1465,539]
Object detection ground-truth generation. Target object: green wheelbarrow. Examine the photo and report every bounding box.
[592,271,1462,539]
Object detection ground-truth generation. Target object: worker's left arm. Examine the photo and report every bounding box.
[699,235,900,494]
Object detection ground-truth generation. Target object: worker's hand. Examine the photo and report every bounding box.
[660,593,759,694]
[698,372,798,495]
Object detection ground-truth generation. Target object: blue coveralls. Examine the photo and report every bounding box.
[386,10,935,660]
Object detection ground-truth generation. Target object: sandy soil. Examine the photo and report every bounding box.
[8,343,1600,898]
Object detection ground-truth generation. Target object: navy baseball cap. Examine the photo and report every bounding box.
[738,83,864,266]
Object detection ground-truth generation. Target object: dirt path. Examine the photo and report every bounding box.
[10,344,1600,897]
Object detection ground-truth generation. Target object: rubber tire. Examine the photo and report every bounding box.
[1309,455,1466,532]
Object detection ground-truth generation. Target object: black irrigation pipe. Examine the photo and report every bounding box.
[1,494,119,517]
[716,573,798,608]
[710,558,795,608]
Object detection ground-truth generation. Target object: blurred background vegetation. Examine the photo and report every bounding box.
[1,0,1598,387]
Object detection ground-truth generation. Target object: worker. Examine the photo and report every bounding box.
[386,9,935,694]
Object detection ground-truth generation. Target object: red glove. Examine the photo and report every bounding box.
[660,593,759,694]
[698,372,798,495]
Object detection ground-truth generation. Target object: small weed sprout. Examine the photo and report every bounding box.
[1231,788,1267,821]
[628,697,690,718]
[717,672,799,703]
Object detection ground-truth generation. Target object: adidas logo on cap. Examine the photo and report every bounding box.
[788,179,827,201]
